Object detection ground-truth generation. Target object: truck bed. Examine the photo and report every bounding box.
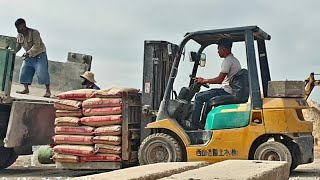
[10,83,61,103]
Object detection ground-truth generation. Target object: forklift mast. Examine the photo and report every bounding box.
[140,41,178,141]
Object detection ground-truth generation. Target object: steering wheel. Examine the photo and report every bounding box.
[189,75,210,88]
[191,81,209,89]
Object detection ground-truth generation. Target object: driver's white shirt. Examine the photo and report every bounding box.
[221,54,241,94]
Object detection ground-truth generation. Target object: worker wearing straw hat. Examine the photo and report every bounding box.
[80,71,100,90]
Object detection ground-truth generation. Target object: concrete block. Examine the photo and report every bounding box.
[13,56,89,92]
[268,81,305,98]
[0,35,16,50]
[162,160,289,180]
[78,162,208,180]
[67,52,92,69]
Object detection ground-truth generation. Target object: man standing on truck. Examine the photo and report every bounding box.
[190,38,241,129]
[15,18,51,98]
[80,71,100,90]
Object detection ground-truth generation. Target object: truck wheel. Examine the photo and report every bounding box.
[138,133,183,165]
[254,141,292,169]
[0,147,18,170]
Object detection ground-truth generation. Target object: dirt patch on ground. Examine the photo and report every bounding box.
[303,99,320,145]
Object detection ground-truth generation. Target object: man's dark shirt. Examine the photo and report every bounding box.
[88,83,100,90]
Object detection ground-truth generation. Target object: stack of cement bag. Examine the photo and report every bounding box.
[81,97,123,162]
[52,87,139,164]
[53,89,97,163]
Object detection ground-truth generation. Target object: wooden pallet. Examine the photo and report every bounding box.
[56,162,121,170]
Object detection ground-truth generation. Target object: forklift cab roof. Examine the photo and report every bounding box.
[184,26,271,46]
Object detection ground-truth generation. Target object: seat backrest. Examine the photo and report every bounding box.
[229,69,249,101]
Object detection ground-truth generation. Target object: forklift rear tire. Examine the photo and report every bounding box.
[138,133,183,165]
[0,147,18,170]
[254,141,292,168]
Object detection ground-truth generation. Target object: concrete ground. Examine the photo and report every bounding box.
[0,147,318,180]
[290,160,320,180]
[289,146,320,180]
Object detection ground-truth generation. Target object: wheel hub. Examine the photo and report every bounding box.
[154,147,167,161]
[146,143,170,163]
[262,151,281,161]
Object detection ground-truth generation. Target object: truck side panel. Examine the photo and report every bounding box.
[4,101,55,147]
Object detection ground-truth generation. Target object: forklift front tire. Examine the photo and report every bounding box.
[254,141,292,168]
[138,133,183,165]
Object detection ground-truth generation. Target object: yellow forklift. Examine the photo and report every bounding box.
[138,26,314,171]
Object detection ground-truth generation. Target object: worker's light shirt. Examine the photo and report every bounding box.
[16,28,46,57]
[221,54,241,94]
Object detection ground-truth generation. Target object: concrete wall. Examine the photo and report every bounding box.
[13,55,90,92]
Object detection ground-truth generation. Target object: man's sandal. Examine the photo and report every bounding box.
[16,90,29,94]
[43,93,51,98]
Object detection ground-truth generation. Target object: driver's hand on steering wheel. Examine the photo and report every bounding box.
[194,77,206,84]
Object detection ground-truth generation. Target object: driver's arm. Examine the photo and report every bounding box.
[203,72,227,84]
[204,58,231,84]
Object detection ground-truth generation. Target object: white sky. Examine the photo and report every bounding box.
[1,0,319,102]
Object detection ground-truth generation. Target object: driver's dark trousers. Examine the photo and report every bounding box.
[191,88,229,128]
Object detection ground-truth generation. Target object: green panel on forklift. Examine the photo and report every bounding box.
[0,48,15,93]
[205,104,251,130]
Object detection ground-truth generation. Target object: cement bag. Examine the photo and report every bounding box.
[92,87,139,98]
[80,153,121,162]
[53,135,93,145]
[53,154,79,163]
[55,117,81,126]
[80,115,122,127]
[53,145,95,156]
[58,89,96,101]
[54,100,82,111]
[56,110,82,117]
[55,126,95,135]
[95,144,121,154]
[94,125,121,136]
[92,136,121,145]
[82,98,122,108]
[83,107,122,116]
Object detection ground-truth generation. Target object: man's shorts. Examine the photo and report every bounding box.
[19,52,50,85]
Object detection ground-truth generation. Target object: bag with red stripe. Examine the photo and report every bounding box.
[55,126,95,135]
[82,98,122,108]
[82,107,122,116]
[53,135,93,145]
[80,115,122,127]
[53,145,96,156]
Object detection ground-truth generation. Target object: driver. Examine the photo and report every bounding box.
[190,38,241,129]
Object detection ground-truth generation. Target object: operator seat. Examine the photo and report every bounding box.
[201,69,249,122]
[210,69,249,106]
